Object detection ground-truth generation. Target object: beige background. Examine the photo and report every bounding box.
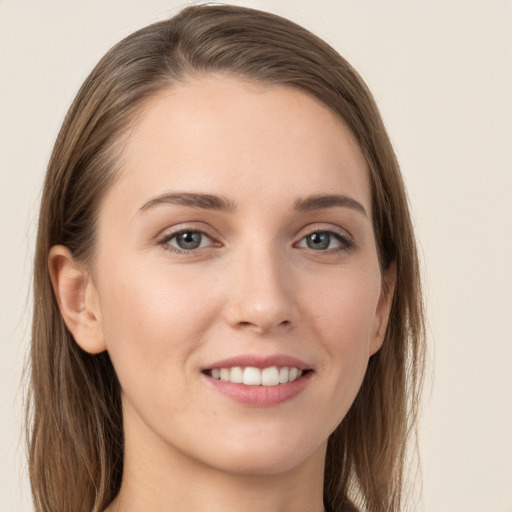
[1,1,511,511]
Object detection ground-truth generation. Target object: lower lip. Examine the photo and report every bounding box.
[203,372,312,407]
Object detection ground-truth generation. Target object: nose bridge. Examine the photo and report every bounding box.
[224,235,296,333]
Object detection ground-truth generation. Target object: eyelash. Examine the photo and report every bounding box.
[157,227,354,255]
[158,228,218,255]
[297,229,354,253]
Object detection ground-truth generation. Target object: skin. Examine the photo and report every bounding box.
[50,75,395,512]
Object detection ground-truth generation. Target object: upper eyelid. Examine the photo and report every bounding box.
[296,230,352,247]
[297,224,354,241]
[160,230,214,243]
[157,224,218,241]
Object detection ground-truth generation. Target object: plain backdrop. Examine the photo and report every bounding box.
[1,1,511,511]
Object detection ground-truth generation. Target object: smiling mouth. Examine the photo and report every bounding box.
[203,366,311,386]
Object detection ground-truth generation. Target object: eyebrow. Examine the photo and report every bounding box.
[138,192,237,214]
[137,191,367,217]
[293,194,368,217]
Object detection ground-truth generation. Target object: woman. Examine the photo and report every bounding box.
[28,5,425,512]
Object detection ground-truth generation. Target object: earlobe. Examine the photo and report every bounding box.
[370,261,396,356]
[48,245,106,354]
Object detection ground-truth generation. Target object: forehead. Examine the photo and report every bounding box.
[109,74,371,216]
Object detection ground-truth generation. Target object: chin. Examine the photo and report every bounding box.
[192,429,328,477]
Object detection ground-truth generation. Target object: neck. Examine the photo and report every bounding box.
[106,407,327,512]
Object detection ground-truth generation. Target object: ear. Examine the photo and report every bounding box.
[48,245,106,354]
[369,261,396,356]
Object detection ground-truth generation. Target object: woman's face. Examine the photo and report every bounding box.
[88,75,393,476]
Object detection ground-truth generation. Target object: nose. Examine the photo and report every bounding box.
[222,243,298,335]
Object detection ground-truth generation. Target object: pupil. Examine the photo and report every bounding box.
[307,232,330,250]
[177,232,201,249]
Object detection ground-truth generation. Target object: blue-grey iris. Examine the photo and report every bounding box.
[176,232,202,250]
[306,232,331,250]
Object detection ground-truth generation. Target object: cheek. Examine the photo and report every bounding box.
[95,257,220,396]
[316,266,380,341]
[310,266,381,392]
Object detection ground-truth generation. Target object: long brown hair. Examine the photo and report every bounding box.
[28,5,425,512]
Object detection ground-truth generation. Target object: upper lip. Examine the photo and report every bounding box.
[203,354,312,371]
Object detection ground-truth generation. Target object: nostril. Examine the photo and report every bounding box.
[235,319,292,331]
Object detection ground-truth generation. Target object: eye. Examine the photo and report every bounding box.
[297,230,352,251]
[160,230,214,252]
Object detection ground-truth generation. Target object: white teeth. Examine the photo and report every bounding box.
[243,367,262,385]
[210,366,305,386]
[230,366,243,383]
[261,366,279,386]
